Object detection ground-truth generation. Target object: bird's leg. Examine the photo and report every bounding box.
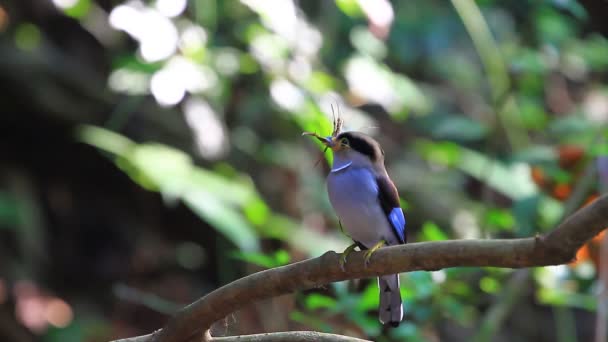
[363,240,386,267]
[338,220,351,238]
[339,243,358,272]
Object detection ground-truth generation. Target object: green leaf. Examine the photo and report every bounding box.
[231,251,275,268]
[537,288,596,311]
[15,23,41,51]
[244,198,270,225]
[513,195,541,237]
[77,125,134,157]
[335,0,364,17]
[80,127,261,251]
[128,144,193,200]
[349,313,382,337]
[510,145,557,163]
[577,34,608,71]
[230,249,289,268]
[63,0,91,19]
[479,276,501,293]
[273,249,290,265]
[484,208,515,231]
[356,283,379,312]
[305,71,337,95]
[428,115,488,142]
[590,143,608,157]
[456,147,538,200]
[548,115,594,137]
[389,321,424,340]
[518,97,548,130]
[420,221,448,241]
[510,48,548,74]
[535,8,576,45]
[551,0,587,20]
[415,140,461,167]
[305,293,337,310]
[184,191,259,251]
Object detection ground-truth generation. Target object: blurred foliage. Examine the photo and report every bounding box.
[2,0,608,341]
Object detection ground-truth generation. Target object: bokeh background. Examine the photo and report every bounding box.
[2,0,608,341]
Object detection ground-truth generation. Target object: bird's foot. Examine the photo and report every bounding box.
[339,243,358,272]
[363,240,386,268]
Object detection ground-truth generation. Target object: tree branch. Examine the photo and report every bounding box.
[113,195,608,342]
[112,331,370,342]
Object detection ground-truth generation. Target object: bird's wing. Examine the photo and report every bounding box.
[376,175,406,244]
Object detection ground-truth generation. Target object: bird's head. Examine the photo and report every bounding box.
[303,129,385,172]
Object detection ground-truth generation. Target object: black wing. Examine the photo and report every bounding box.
[376,175,406,244]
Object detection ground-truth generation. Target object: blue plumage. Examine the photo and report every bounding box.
[388,208,406,243]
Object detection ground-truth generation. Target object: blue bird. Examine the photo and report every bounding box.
[305,129,406,327]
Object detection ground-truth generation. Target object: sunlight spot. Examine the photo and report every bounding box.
[241,0,297,42]
[109,3,178,62]
[270,78,305,112]
[51,0,79,9]
[357,0,394,39]
[183,98,228,159]
[155,0,187,18]
[288,57,311,83]
[537,265,569,289]
[215,49,240,76]
[108,68,150,95]
[138,12,178,61]
[150,69,186,106]
[573,260,595,280]
[584,90,608,123]
[250,33,288,72]
[168,56,218,93]
[179,25,207,53]
[345,56,402,113]
[242,0,322,58]
[149,56,218,106]
[452,210,479,239]
[431,270,446,284]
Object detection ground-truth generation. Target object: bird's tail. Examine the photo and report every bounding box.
[378,274,403,327]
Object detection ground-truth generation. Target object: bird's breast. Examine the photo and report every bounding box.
[327,167,391,247]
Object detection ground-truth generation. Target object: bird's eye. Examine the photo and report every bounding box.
[340,138,350,146]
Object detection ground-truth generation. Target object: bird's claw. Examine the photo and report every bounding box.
[363,240,386,268]
[339,243,357,272]
[339,254,348,272]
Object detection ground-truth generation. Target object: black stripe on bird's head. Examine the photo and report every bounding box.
[336,131,384,162]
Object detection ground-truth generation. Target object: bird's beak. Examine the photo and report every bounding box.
[302,132,336,149]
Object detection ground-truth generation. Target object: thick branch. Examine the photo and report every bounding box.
[118,195,608,342]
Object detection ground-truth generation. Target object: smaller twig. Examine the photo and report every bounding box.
[211,331,371,342]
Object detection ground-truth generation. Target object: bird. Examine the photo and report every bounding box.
[304,125,406,327]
